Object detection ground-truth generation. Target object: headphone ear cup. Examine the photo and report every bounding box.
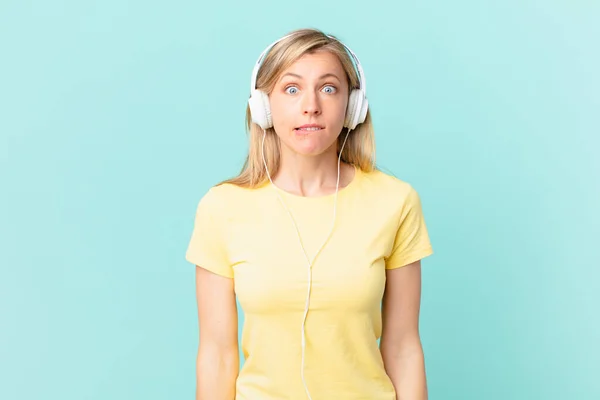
[248,90,272,129]
[357,96,368,126]
[344,89,368,130]
[344,89,359,129]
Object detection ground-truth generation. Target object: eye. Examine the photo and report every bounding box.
[284,86,299,95]
[322,85,337,94]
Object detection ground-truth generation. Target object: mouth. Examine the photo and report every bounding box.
[294,124,325,132]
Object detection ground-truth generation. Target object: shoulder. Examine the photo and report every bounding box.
[357,167,428,221]
[204,182,242,200]
[196,182,262,216]
[360,167,418,200]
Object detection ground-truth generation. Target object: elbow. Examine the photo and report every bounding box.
[196,344,239,399]
[197,344,239,372]
[380,332,424,361]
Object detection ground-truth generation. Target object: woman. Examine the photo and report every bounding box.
[186,28,434,400]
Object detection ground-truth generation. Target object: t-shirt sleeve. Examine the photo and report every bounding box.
[385,185,434,270]
[185,187,233,278]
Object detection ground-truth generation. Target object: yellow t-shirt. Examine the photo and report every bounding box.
[186,165,434,399]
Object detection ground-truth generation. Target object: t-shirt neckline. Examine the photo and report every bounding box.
[268,164,361,202]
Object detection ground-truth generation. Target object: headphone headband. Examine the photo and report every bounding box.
[250,33,366,95]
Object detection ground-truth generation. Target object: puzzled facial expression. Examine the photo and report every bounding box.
[269,50,349,157]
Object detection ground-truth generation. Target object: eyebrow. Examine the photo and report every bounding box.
[279,72,341,82]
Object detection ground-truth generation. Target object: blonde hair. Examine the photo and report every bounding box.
[220,28,377,188]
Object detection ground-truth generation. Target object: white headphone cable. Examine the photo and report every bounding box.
[261,127,352,399]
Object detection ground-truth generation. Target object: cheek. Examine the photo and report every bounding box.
[333,94,349,116]
[269,102,292,132]
[327,101,347,128]
[270,101,288,125]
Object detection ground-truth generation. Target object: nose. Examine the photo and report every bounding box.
[302,90,321,116]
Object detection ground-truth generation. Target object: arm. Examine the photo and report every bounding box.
[380,260,428,400]
[195,265,239,400]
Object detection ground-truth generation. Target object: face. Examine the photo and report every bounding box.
[269,50,349,157]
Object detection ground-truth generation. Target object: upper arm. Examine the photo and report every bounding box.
[195,266,238,352]
[381,259,423,354]
[187,188,238,350]
[385,186,433,271]
[380,185,432,353]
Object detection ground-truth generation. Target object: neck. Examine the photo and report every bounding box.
[272,147,351,197]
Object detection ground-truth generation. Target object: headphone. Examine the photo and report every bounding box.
[248,32,369,130]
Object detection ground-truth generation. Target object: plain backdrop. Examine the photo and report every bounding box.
[1,1,598,399]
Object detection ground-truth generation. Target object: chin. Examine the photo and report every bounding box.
[293,127,326,137]
[290,141,333,157]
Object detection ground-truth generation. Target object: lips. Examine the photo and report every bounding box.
[295,124,324,131]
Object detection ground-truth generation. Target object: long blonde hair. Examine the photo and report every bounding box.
[220,28,377,188]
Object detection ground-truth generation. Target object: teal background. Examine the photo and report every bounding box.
[1,0,598,399]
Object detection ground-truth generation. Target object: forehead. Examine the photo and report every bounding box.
[280,49,345,77]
